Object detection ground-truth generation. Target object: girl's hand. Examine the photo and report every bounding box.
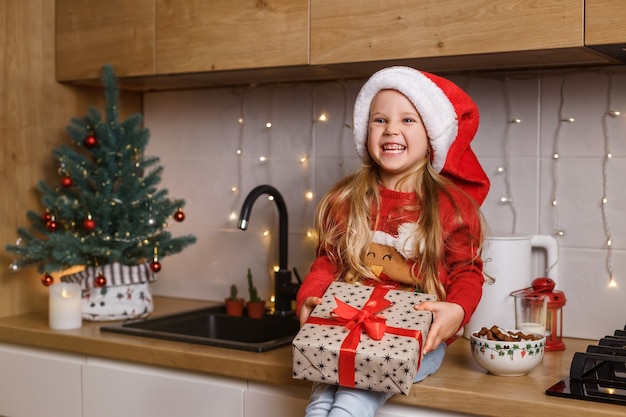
[414,301,464,354]
[298,296,322,326]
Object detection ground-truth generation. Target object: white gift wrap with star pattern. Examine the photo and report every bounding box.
[292,281,436,395]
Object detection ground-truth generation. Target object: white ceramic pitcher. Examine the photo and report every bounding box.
[463,233,558,338]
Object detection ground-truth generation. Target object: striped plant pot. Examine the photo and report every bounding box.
[62,262,157,321]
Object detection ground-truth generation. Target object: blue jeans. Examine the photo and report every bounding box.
[304,343,446,417]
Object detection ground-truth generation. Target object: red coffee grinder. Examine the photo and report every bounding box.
[511,277,567,351]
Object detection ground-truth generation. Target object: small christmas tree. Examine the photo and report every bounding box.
[6,65,196,287]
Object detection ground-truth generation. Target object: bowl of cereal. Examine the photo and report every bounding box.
[469,326,545,376]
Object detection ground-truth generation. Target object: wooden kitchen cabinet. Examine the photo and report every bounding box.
[154,0,309,74]
[310,0,610,69]
[56,0,308,82]
[586,0,626,46]
[55,0,155,81]
[55,0,622,89]
[0,343,83,417]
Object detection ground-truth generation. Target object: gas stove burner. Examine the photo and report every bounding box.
[546,325,626,406]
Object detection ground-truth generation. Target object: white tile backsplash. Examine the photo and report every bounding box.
[144,68,626,340]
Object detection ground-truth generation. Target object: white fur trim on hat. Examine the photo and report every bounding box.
[395,222,424,259]
[372,230,396,247]
[353,66,457,173]
[371,223,424,260]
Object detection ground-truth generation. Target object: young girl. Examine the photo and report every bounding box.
[296,66,490,417]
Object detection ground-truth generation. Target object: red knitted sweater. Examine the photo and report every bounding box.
[296,185,484,331]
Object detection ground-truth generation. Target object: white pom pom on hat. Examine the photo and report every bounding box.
[352,66,490,205]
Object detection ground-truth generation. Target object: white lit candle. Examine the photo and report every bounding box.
[49,283,82,330]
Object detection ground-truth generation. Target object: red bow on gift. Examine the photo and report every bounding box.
[305,286,422,389]
[330,288,393,340]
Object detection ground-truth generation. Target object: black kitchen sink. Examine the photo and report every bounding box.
[100,305,300,352]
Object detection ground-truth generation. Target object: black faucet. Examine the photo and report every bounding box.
[238,185,299,316]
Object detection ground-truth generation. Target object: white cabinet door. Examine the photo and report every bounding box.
[244,382,309,417]
[0,342,470,417]
[0,343,83,417]
[83,357,247,417]
[379,402,471,417]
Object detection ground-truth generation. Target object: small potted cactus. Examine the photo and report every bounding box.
[225,284,244,317]
[246,268,266,319]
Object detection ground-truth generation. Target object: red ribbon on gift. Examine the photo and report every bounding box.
[306,286,423,388]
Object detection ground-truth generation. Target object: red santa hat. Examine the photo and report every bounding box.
[353,66,490,205]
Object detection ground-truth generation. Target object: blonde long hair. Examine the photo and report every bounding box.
[315,155,483,301]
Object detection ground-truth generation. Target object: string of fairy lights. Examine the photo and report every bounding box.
[498,77,519,234]
[226,84,348,268]
[304,86,320,236]
[6,72,621,294]
[228,88,247,222]
[550,72,619,288]
[601,73,620,289]
[491,71,620,289]
[551,75,567,240]
[221,73,621,289]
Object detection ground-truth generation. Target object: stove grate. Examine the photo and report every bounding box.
[546,325,626,406]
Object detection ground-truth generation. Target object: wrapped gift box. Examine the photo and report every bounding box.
[292,281,435,395]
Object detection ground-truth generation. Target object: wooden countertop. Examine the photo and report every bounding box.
[0,296,623,417]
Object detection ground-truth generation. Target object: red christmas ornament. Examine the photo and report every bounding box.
[42,212,52,222]
[94,272,107,287]
[46,220,59,232]
[83,217,96,232]
[173,208,185,222]
[84,135,97,148]
[41,274,54,286]
[60,175,73,188]
[150,261,162,273]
